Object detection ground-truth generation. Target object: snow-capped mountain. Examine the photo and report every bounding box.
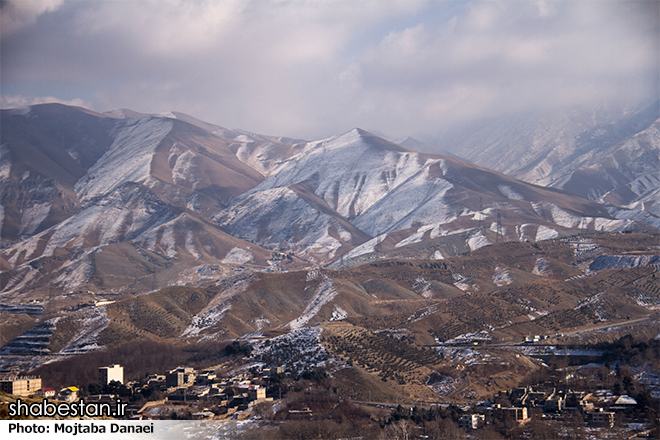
[437,101,660,223]
[217,127,642,264]
[0,104,296,295]
[1,103,655,297]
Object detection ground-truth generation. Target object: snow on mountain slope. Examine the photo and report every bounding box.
[214,186,364,262]
[232,135,307,177]
[253,129,428,220]
[439,101,660,219]
[0,183,178,294]
[0,105,272,295]
[287,276,337,330]
[215,128,445,260]
[352,163,455,235]
[216,127,645,263]
[553,112,659,202]
[1,103,655,298]
[74,117,173,204]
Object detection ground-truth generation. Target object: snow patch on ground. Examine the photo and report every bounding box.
[58,307,109,355]
[306,269,321,281]
[6,232,43,267]
[551,205,582,228]
[516,224,535,241]
[574,292,604,311]
[589,254,659,271]
[395,228,427,248]
[427,374,463,395]
[182,274,253,337]
[498,185,524,200]
[53,250,96,290]
[253,327,333,372]
[222,247,253,264]
[18,202,51,236]
[492,268,513,286]
[330,305,348,321]
[429,224,448,239]
[467,231,490,251]
[160,222,177,258]
[288,277,337,330]
[431,250,444,260]
[1,266,39,295]
[338,229,352,242]
[594,217,632,232]
[184,229,201,259]
[252,317,271,330]
[0,144,11,180]
[527,310,549,321]
[182,304,232,338]
[442,330,492,345]
[171,148,202,189]
[171,264,240,286]
[298,225,343,261]
[535,225,559,241]
[533,257,552,277]
[0,205,5,238]
[344,234,387,260]
[413,277,434,298]
[452,273,478,293]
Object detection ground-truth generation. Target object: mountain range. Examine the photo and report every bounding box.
[1,102,658,300]
[436,100,660,218]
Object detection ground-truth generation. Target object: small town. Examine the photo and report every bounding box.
[1,335,658,440]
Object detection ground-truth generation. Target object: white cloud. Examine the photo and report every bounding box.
[1,0,64,36]
[0,95,91,110]
[350,1,658,138]
[1,0,657,141]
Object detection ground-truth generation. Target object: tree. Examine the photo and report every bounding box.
[87,382,103,395]
[378,419,413,440]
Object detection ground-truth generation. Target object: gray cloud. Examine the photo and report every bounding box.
[2,0,657,141]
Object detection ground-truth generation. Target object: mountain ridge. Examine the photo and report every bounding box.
[1,103,655,298]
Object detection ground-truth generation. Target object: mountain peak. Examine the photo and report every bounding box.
[327,128,413,154]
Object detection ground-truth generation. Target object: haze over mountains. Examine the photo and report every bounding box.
[436,100,660,217]
[0,102,658,299]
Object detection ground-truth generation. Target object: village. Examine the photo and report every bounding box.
[1,352,657,439]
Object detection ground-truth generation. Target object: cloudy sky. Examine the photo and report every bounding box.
[2,0,658,142]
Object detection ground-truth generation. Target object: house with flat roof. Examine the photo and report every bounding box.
[586,408,615,428]
[0,376,41,396]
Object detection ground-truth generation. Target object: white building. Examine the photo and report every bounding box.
[99,364,124,385]
[458,414,485,430]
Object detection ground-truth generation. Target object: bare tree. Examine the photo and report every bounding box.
[378,419,413,440]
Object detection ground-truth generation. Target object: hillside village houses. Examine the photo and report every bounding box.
[0,360,649,432]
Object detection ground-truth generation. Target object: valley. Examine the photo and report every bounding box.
[0,103,658,438]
